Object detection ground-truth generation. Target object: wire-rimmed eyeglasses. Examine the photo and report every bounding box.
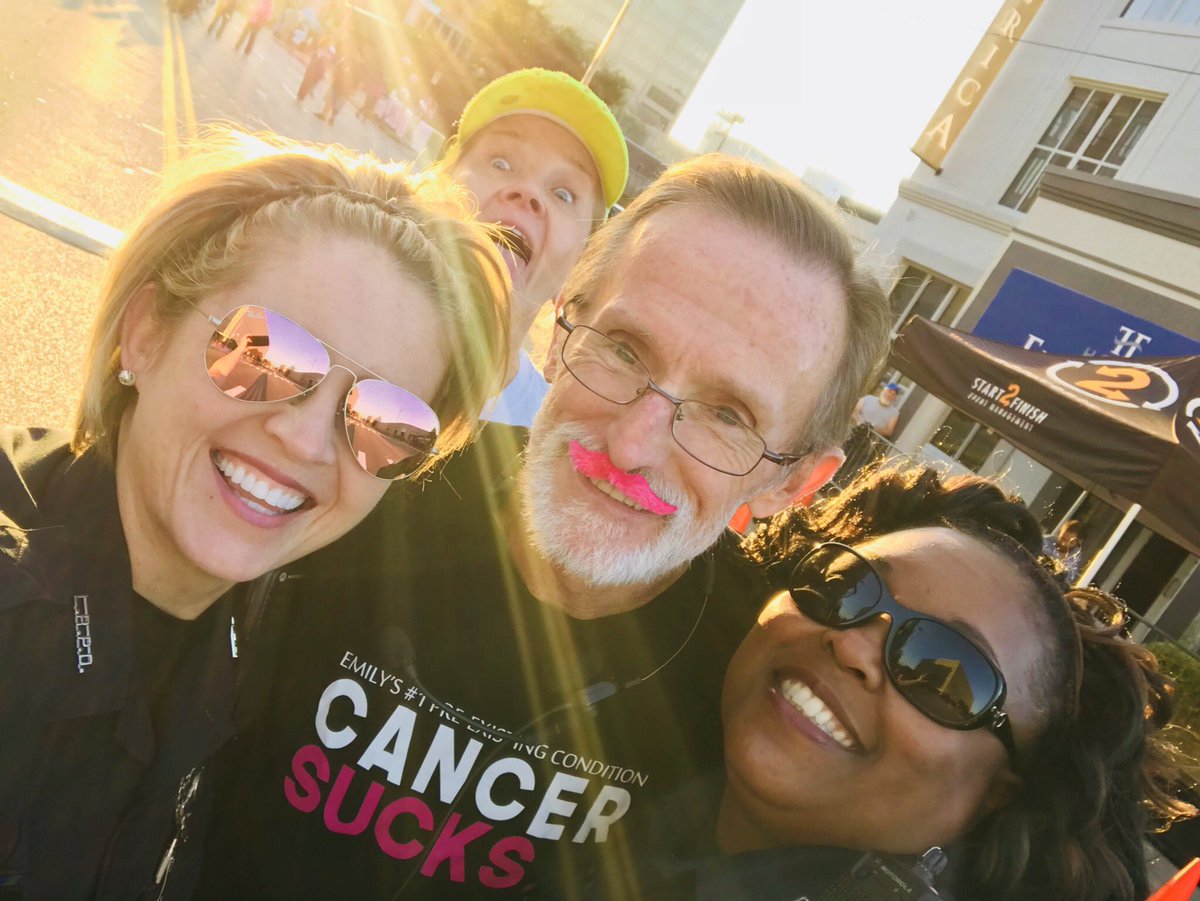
[556,314,807,477]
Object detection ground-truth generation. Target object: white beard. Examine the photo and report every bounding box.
[520,417,740,588]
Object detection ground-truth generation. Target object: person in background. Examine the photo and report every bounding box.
[0,130,509,900]
[853,381,901,439]
[841,382,901,479]
[1043,517,1085,583]
[233,0,272,56]
[295,35,335,104]
[437,68,629,427]
[318,51,356,125]
[206,0,238,39]
[629,465,1194,901]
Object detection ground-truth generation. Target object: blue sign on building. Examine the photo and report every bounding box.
[973,269,1200,357]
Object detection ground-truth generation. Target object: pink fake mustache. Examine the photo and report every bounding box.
[568,441,678,516]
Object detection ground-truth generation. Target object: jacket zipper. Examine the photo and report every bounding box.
[153,568,290,897]
[152,766,202,899]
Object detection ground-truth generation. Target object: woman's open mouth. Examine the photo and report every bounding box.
[212,450,313,517]
[494,224,532,264]
[494,225,532,283]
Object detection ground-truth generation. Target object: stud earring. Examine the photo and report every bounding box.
[117,369,137,387]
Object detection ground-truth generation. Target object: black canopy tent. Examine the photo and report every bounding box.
[891,317,1200,578]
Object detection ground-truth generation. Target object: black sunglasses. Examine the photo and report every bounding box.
[785,542,1018,761]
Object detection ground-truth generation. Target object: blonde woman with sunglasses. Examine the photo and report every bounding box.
[627,465,1194,901]
[0,131,508,900]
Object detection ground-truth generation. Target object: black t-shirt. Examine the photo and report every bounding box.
[133,595,213,729]
[198,426,767,899]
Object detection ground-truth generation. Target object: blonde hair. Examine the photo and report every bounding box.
[75,130,510,474]
[561,153,891,454]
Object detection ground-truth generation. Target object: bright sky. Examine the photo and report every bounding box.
[672,0,1009,210]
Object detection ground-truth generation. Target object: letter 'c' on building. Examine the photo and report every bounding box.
[956,77,982,105]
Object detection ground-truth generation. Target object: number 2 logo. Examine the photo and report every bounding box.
[1047,361,1179,410]
[1073,366,1151,401]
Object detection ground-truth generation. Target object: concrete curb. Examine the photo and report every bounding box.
[0,177,122,257]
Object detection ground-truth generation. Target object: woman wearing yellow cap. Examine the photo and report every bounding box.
[439,69,630,427]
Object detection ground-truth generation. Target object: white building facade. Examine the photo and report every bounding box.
[873,0,1200,636]
[538,0,744,190]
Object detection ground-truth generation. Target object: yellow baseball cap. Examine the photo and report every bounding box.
[457,68,629,210]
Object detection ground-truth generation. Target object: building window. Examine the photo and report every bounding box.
[1121,0,1200,26]
[888,264,968,333]
[929,409,1003,472]
[634,103,671,131]
[646,84,682,115]
[999,86,1162,212]
[414,10,470,55]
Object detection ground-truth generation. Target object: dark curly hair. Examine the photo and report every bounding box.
[743,463,1195,901]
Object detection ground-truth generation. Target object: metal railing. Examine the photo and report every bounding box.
[828,424,904,492]
[1132,608,1200,663]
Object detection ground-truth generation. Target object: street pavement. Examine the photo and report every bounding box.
[0,0,418,427]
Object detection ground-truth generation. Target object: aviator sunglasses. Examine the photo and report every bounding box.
[786,542,1018,761]
[189,302,440,480]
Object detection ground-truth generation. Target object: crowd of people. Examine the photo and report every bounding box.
[0,55,1195,901]
[197,0,442,142]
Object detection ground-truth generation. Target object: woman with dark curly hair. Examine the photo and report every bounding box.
[636,464,1194,901]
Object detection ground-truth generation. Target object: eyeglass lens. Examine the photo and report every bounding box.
[563,325,765,475]
[203,305,439,479]
[790,545,1002,726]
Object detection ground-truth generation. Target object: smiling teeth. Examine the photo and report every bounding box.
[588,477,646,512]
[780,677,855,750]
[214,452,306,514]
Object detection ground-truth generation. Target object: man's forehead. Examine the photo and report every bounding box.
[613,207,846,344]
[582,205,848,433]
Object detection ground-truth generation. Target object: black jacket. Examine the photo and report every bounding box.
[618,772,957,901]
[0,427,251,901]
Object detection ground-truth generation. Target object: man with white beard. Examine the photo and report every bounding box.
[196,155,893,901]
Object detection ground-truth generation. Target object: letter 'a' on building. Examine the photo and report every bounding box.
[912,0,1047,172]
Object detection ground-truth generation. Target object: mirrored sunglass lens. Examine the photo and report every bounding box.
[344,379,439,479]
[887,619,1000,724]
[205,306,329,402]
[791,547,882,623]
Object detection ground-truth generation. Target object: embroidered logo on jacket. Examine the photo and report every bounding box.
[73,594,93,673]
